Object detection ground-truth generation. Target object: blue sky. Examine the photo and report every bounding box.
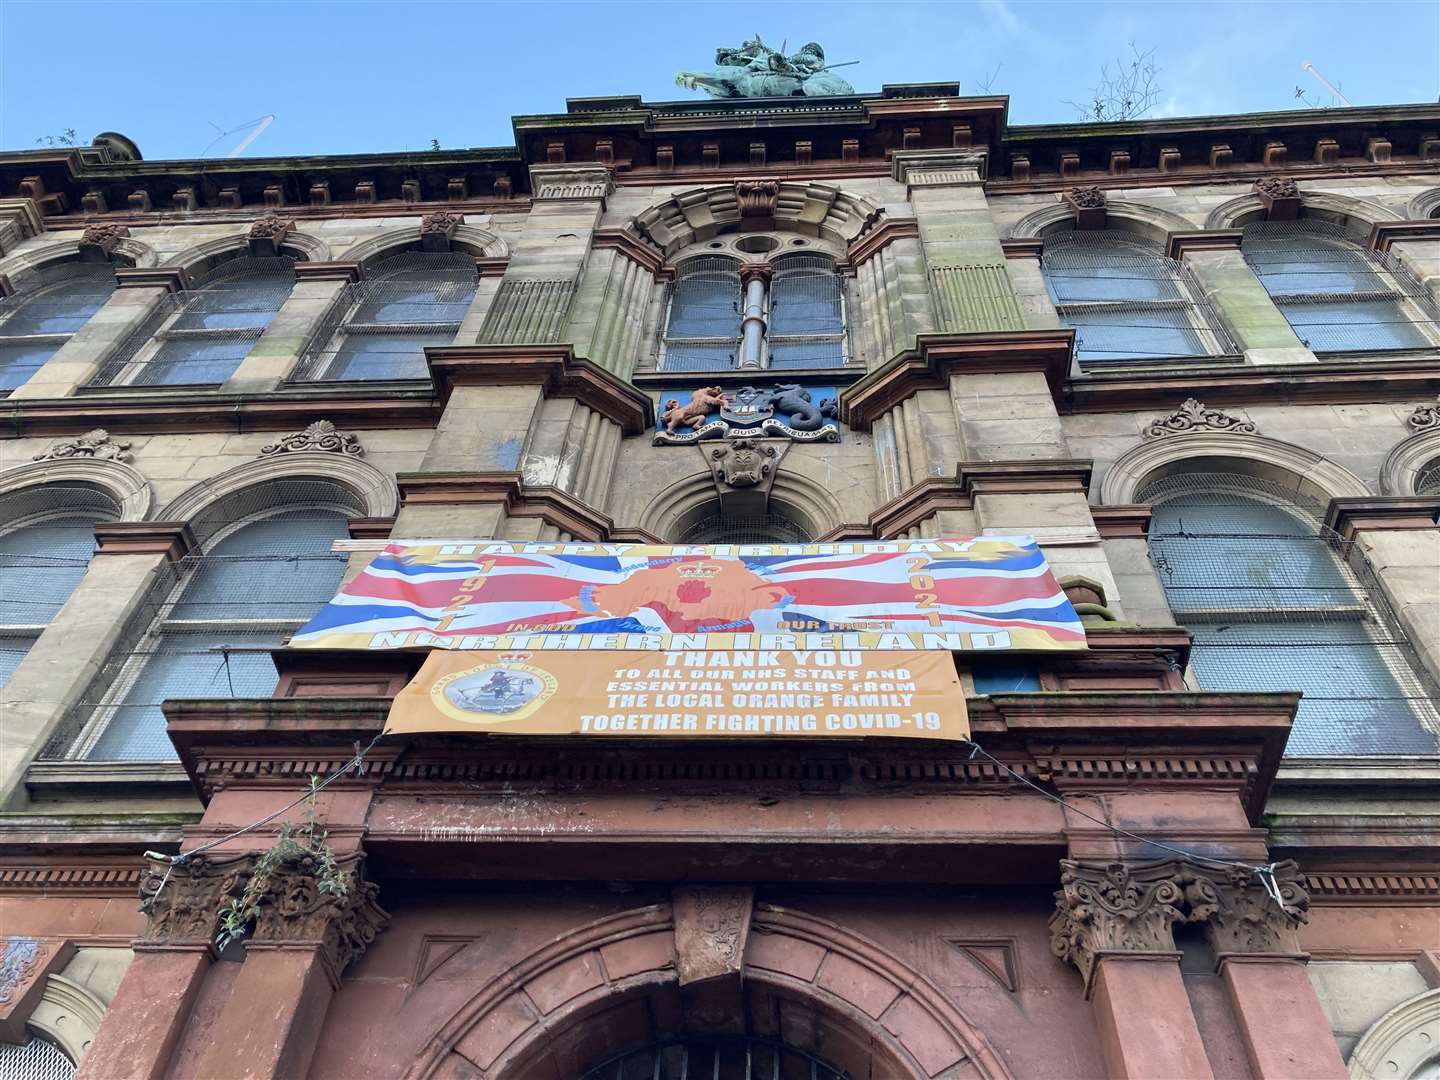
[3,0,1437,161]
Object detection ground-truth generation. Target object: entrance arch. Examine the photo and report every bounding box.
[407,904,1011,1079]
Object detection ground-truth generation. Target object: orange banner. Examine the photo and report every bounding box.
[385,648,969,741]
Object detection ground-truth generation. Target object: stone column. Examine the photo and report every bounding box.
[1051,859,1216,1080]
[564,231,664,380]
[76,855,247,1080]
[1168,232,1316,367]
[190,856,388,1080]
[0,524,193,809]
[222,262,362,392]
[1185,863,1347,1080]
[10,269,189,398]
[847,214,935,370]
[998,239,1064,332]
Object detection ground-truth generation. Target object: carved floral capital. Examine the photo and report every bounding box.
[1144,398,1257,439]
[33,428,132,462]
[247,855,388,981]
[261,420,364,458]
[420,209,464,252]
[138,855,247,947]
[1255,176,1299,200]
[1066,185,1107,210]
[1049,859,1187,993]
[1182,861,1310,956]
[1406,396,1440,432]
[735,179,780,217]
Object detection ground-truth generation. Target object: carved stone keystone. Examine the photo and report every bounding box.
[1255,176,1301,220]
[672,885,755,986]
[1066,186,1108,229]
[735,179,780,219]
[78,223,129,262]
[1144,398,1257,439]
[248,214,294,257]
[420,209,464,253]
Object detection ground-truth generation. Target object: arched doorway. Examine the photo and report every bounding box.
[579,1034,849,1079]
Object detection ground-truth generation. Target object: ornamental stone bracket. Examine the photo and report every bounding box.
[528,163,614,202]
[261,420,365,457]
[78,223,130,262]
[32,428,132,462]
[137,854,249,950]
[1050,858,1312,995]
[1255,176,1301,220]
[420,209,464,253]
[1406,396,1440,431]
[703,437,787,517]
[672,885,755,987]
[245,855,389,987]
[1143,398,1258,439]
[1065,186,1107,230]
[0,936,76,1044]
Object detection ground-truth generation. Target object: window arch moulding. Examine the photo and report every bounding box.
[0,458,151,521]
[1347,987,1440,1080]
[0,239,155,287]
[1098,430,1370,508]
[336,223,509,268]
[159,231,328,277]
[1204,188,1404,234]
[1405,187,1440,220]
[1007,197,1197,247]
[1382,425,1440,495]
[635,467,843,542]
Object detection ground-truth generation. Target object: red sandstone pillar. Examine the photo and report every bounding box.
[1091,955,1216,1080]
[76,946,210,1080]
[1220,956,1347,1079]
[190,945,336,1080]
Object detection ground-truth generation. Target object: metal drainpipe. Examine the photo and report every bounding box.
[737,263,772,369]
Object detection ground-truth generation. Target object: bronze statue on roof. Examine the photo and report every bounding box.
[677,36,856,98]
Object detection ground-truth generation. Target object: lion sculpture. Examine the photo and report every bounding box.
[659,386,726,434]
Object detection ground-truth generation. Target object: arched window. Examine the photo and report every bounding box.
[1042,230,1235,364]
[0,485,116,688]
[73,501,351,761]
[659,248,847,371]
[1242,220,1439,352]
[296,252,478,381]
[1416,459,1440,497]
[677,505,813,545]
[581,1037,845,1080]
[0,264,116,392]
[661,256,742,371]
[90,257,295,387]
[1144,472,1439,755]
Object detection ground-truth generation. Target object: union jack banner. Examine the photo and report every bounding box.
[290,538,1087,652]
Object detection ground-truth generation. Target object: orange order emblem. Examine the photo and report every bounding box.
[429,653,559,725]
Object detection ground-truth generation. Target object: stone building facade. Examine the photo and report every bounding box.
[0,87,1437,1079]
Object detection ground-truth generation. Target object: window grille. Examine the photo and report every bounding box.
[292,252,477,382]
[40,493,354,762]
[0,484,116,691]
[1143,472,1440,755]
[88,257,295,387]
[1416,459,1440,497]
[0,1036,74,1080]
[660,256,742,371]
[0,264,116,392]
[767,252,846,369]
[580,1037,847,1080]
[1242,220,1440,353]
[1042,231,1236,364]
[678,509,812,545]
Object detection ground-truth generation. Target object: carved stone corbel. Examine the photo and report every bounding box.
[1255,176,1301,220]
[1066,186,1108,230]
[1049,859,1187,995]
[672,886,754,1034]
[245,855,389,986]
[420,209,464,253]
[78,223,129,262]
[703,437,786,517]
[1182,861,1310,957]
[248,214,294,257]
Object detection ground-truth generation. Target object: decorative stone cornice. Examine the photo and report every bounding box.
[137,854,248,949]
[420,209,464,252]
[424,343,653,434]
[114,266,190,293]
[1367,219,1440,253]
[734,178,780,218]
[890,148,987,188]
[32,427,131,462]
[1165,229,1244,261]
[0,198,45,256]
[247,213,294,257]
[1144,398,1257,438]
[1182,861,1309,957]
[0,859,145,896]
[261,419,364,457]
[245,854,388,985]
[590,229,666,276]
[1406,396,1440,432]
[77,222,130,262]
[1322,496,1440,541]
[956,458,1092,497]
[528,162,613,201]
[839,330,1074,430]
[93,521,196,561]
[1049,859,1187,995]
[847,217,921,267]
[1091,504,1152,539]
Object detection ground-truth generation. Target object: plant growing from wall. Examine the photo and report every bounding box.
[1067,43,1163,122]
[215,776,352,951]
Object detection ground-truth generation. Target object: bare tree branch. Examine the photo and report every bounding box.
[973,63,1003,95]
[1065,42,1163,122]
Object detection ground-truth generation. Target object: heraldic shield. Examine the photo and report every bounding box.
[432,656,559,725]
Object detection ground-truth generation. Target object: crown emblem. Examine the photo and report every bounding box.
[677,562,721,579]
[498,651,533,664]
